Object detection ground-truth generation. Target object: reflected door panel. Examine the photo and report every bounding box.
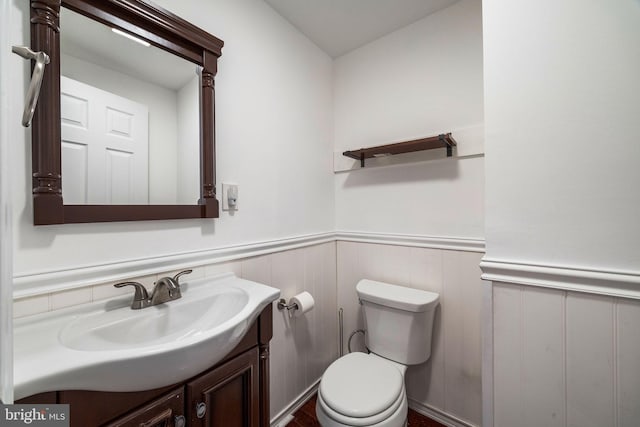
[61,76,149,204]
[60,89,89,204]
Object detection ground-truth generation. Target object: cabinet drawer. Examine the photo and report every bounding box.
[104,387,184,427]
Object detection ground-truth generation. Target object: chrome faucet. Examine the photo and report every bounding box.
[114,269,192,309]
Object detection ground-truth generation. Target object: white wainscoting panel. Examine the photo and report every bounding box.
[494,284,567,427]
[241,243,338,422]
[493,283,640,427]
[521,287,565,427]
[442,251,483,424]
[407,248,444,409]
[566,293,615,427]
[336,241,366,353]
[272,249,306,406]
[337,242,483,426]
[304,243,338,384]
[617,300,640,426]
[493,284,523,427]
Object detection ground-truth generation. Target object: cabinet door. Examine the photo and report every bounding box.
[187,347,259,427]
[104,387,184,427]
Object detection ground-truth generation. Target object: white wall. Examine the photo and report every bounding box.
[11,0,334,279]
[483,0,640,426]
[483,0,640,271]
[61,53,180,204]
[334,0,484,239]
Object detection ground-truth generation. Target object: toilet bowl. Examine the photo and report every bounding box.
[316,279,439,427]
[316,352,408,427]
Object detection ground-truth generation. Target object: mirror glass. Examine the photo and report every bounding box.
[59,7,201,205]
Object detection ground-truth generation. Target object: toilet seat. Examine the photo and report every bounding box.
[318,352,405,426]
[318,384,405,426]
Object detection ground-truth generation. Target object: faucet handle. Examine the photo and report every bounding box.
[172,269,192,285]
[114,281,149,309]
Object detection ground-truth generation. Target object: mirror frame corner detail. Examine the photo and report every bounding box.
[29,0,224,225]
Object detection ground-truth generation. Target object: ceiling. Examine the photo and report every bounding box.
[59,1,461,87]
[263,0,460,58]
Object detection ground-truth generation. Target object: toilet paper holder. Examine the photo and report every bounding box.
[277,291,314,316]
[276,298,299,311]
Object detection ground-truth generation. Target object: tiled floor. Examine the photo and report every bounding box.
[289,394,446,427]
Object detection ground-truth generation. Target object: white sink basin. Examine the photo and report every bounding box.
[13,273,280,400]
[59,287,250,351]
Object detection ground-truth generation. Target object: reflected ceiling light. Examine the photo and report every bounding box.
[111,28,150,47]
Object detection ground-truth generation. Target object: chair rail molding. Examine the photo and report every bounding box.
[480,258,640,299]
[336,231,485,253]
[14,232,335,298]
[14,231,486,298]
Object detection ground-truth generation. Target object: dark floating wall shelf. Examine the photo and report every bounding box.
[343,133,457,167]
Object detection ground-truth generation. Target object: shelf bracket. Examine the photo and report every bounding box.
[360,152,365,168]
[439,134,453,157]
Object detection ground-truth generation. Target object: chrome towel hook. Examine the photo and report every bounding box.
[11,45,50,127]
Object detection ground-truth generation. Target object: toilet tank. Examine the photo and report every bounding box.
[356,279,439,365]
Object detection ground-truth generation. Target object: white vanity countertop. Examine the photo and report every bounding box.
[13,273,280,400]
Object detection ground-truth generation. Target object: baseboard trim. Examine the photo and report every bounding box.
[408,399,477,427]
[336,231,485,253]
[480,258,640,300]
[270,379,320,427]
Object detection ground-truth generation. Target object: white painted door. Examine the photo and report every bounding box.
[61,76,149,204]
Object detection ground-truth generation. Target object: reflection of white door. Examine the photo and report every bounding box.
[61,76,149,204]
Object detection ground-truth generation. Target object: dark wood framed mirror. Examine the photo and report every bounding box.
[29,0,223,225]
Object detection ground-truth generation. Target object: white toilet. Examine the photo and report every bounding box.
[316,279,440,427]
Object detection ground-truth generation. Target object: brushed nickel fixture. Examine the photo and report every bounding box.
[115,269,192,309]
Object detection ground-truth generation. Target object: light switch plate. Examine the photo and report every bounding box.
[222,183,238,211]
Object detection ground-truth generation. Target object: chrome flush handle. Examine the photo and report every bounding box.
[11,46,50,127]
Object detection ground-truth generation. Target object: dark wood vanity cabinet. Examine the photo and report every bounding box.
[187,347,260,427]
[105,387,185,427]
[18,306,273,427]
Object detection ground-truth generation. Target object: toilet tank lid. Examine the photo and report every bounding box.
[356,279,439,312]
